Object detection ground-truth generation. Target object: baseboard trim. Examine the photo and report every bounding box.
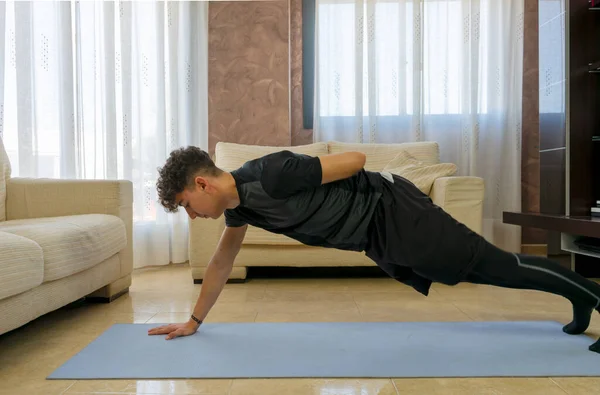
[521,244,548,256]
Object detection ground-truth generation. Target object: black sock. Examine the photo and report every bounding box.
[589,338,600,353]
[563,304,594,335]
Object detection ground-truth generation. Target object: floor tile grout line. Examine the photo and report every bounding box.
[227,376,235,395]
[144,312,159,324]
[452,302,476,322]
[59,381,76,394]
[549,377,571,394]
[430,286,442,297]
[391,378,401,395]
[351,293,364,319]
[260,282,268,307]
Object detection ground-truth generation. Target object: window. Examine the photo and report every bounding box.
[303,0,498,127]
[2,1,64,177]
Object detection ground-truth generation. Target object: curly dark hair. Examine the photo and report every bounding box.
[156,146,223,213]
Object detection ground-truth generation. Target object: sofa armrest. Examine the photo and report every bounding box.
[5,178,133,277]
[430,176,484,235]
[188,214,226,268]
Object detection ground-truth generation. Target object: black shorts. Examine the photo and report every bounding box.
[364,173,486,294]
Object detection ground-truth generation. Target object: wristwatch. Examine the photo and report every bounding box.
[191,314,203,326]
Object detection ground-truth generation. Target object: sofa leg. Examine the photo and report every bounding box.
[85,274,132,303]
[86,287,129,303]
[191,266,247,284]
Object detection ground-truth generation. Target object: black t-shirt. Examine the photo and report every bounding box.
[224,150,384,252]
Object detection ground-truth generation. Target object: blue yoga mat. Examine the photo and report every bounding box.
[48,321,600,379]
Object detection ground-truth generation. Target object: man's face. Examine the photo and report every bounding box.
[176,177,226,220]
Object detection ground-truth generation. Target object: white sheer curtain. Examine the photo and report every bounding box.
[0,0,209,268]
[314,0,524,251]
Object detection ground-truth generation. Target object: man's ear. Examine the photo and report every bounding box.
[194,175,208,191]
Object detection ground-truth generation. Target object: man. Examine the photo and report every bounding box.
[148,146,600,352]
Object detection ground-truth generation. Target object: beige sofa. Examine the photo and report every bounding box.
[189,141,484,283]
[0,138,133,336]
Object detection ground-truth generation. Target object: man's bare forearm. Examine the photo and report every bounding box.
[187,226,246,329]
[193,261,233,321]
[188,254,234,327]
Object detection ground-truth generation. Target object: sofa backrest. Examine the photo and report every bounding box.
[327,141,440,171]
[214,140,440,174]
[0,137,11,222]
[215,142,330,172]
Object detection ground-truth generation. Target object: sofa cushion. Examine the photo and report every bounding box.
[0,231,44,300]
[242,226,304,246]
[0,137,11,222]
[383,150,457,195]
[0,214,127,282]
[215,142,329,172]
[430,176,484,234]
[327,141,440,171]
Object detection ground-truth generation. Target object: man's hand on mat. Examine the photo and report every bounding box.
[147,321,199,340]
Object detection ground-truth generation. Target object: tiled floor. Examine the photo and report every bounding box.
[1,264,599,394]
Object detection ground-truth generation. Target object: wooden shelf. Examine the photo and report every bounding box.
[562,233,600,259]
[503,212,600,239]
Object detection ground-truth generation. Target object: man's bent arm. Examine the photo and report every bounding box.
[187,224,247,328]
[318,151,366,184]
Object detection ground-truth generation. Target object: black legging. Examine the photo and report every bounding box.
[466,242,600,310]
